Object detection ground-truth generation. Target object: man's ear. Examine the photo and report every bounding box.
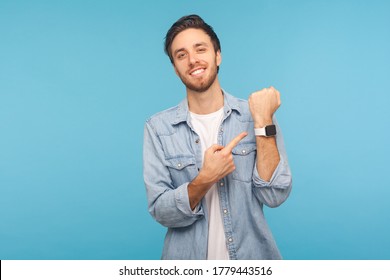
[216,50,222,66]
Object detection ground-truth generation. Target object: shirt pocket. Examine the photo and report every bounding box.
[166,155,198,188]
[231,142,256,182]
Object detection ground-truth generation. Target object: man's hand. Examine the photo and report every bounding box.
[249,86,281,127]
[200,131,248,184]
[188,132,247,210]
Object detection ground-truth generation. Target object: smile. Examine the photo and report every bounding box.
[190,68,205,76]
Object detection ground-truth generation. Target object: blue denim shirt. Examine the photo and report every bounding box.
[143,91,292,259]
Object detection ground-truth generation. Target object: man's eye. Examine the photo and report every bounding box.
[197,48,206,52]
[177,53,186,59]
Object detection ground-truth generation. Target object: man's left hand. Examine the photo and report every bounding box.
[248,86,281,127]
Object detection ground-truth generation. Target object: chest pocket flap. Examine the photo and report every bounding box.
[166,155,197,187]
[166,156,196,170]
[231,142,256,182]
[232,143,256,156]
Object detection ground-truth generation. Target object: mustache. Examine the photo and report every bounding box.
[188,63,207,71]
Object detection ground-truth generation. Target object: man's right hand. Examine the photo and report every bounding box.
[188,132,247,210]
[200,131,248,184]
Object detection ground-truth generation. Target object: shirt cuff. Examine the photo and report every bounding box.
[253,158,284,187]
[175,182,204,216]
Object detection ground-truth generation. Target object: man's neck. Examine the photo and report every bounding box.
[187,80,224,115]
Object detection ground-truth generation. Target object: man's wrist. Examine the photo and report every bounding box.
[188,171,214,210]
[254,117,273,128]
[190,170,214,190]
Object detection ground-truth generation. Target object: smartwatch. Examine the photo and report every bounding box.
[254,125,277,137]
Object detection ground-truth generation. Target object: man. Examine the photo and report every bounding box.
[143,15,292,260]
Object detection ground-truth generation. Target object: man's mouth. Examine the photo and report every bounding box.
[189,67,206,76]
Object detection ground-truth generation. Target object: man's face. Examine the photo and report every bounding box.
[170,28,221,93]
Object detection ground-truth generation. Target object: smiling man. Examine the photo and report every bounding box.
[143,15,292,260]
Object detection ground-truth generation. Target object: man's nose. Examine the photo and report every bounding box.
[188,52,199,65]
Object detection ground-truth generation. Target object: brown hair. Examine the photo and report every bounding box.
[164,14,221,64]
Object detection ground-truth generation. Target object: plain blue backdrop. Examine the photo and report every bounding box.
[1,0,389,259]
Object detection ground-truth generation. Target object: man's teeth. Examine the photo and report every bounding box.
[191,69,204,75]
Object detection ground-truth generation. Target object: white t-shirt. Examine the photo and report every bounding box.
[190,107,229,260]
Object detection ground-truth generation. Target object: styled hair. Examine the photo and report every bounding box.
[164,14,221,64]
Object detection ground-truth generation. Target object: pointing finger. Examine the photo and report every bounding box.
[224,132,248,152]
[208,144,224,154]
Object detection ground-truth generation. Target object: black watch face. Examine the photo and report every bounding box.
[265,125,277,136]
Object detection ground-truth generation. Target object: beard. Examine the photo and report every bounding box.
[177,59,218,93]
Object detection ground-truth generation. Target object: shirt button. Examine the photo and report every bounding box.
[223,209,228,214]
[195,139,200,144]
[228,237,233,242]
[242,149,246,154]
[220,127,224,132]
[177,163,182,168]
[227,110,230,114]
[220,182,224,186]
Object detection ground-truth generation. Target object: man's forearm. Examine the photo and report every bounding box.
[188,173,214,210]
[255,136,280,182]
[248,86,282,181]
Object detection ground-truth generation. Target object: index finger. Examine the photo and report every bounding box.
[224,132,248,152]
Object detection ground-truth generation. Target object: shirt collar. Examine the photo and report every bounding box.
[172,89,242,125]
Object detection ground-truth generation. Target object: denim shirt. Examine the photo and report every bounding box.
[143,90,292,260]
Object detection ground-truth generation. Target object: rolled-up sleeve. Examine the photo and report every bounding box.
[252,117,292,208]
[143,121,204,228]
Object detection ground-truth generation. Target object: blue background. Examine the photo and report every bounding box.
[1,0,389,259]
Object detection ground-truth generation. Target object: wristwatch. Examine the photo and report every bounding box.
[254,125,277,137]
